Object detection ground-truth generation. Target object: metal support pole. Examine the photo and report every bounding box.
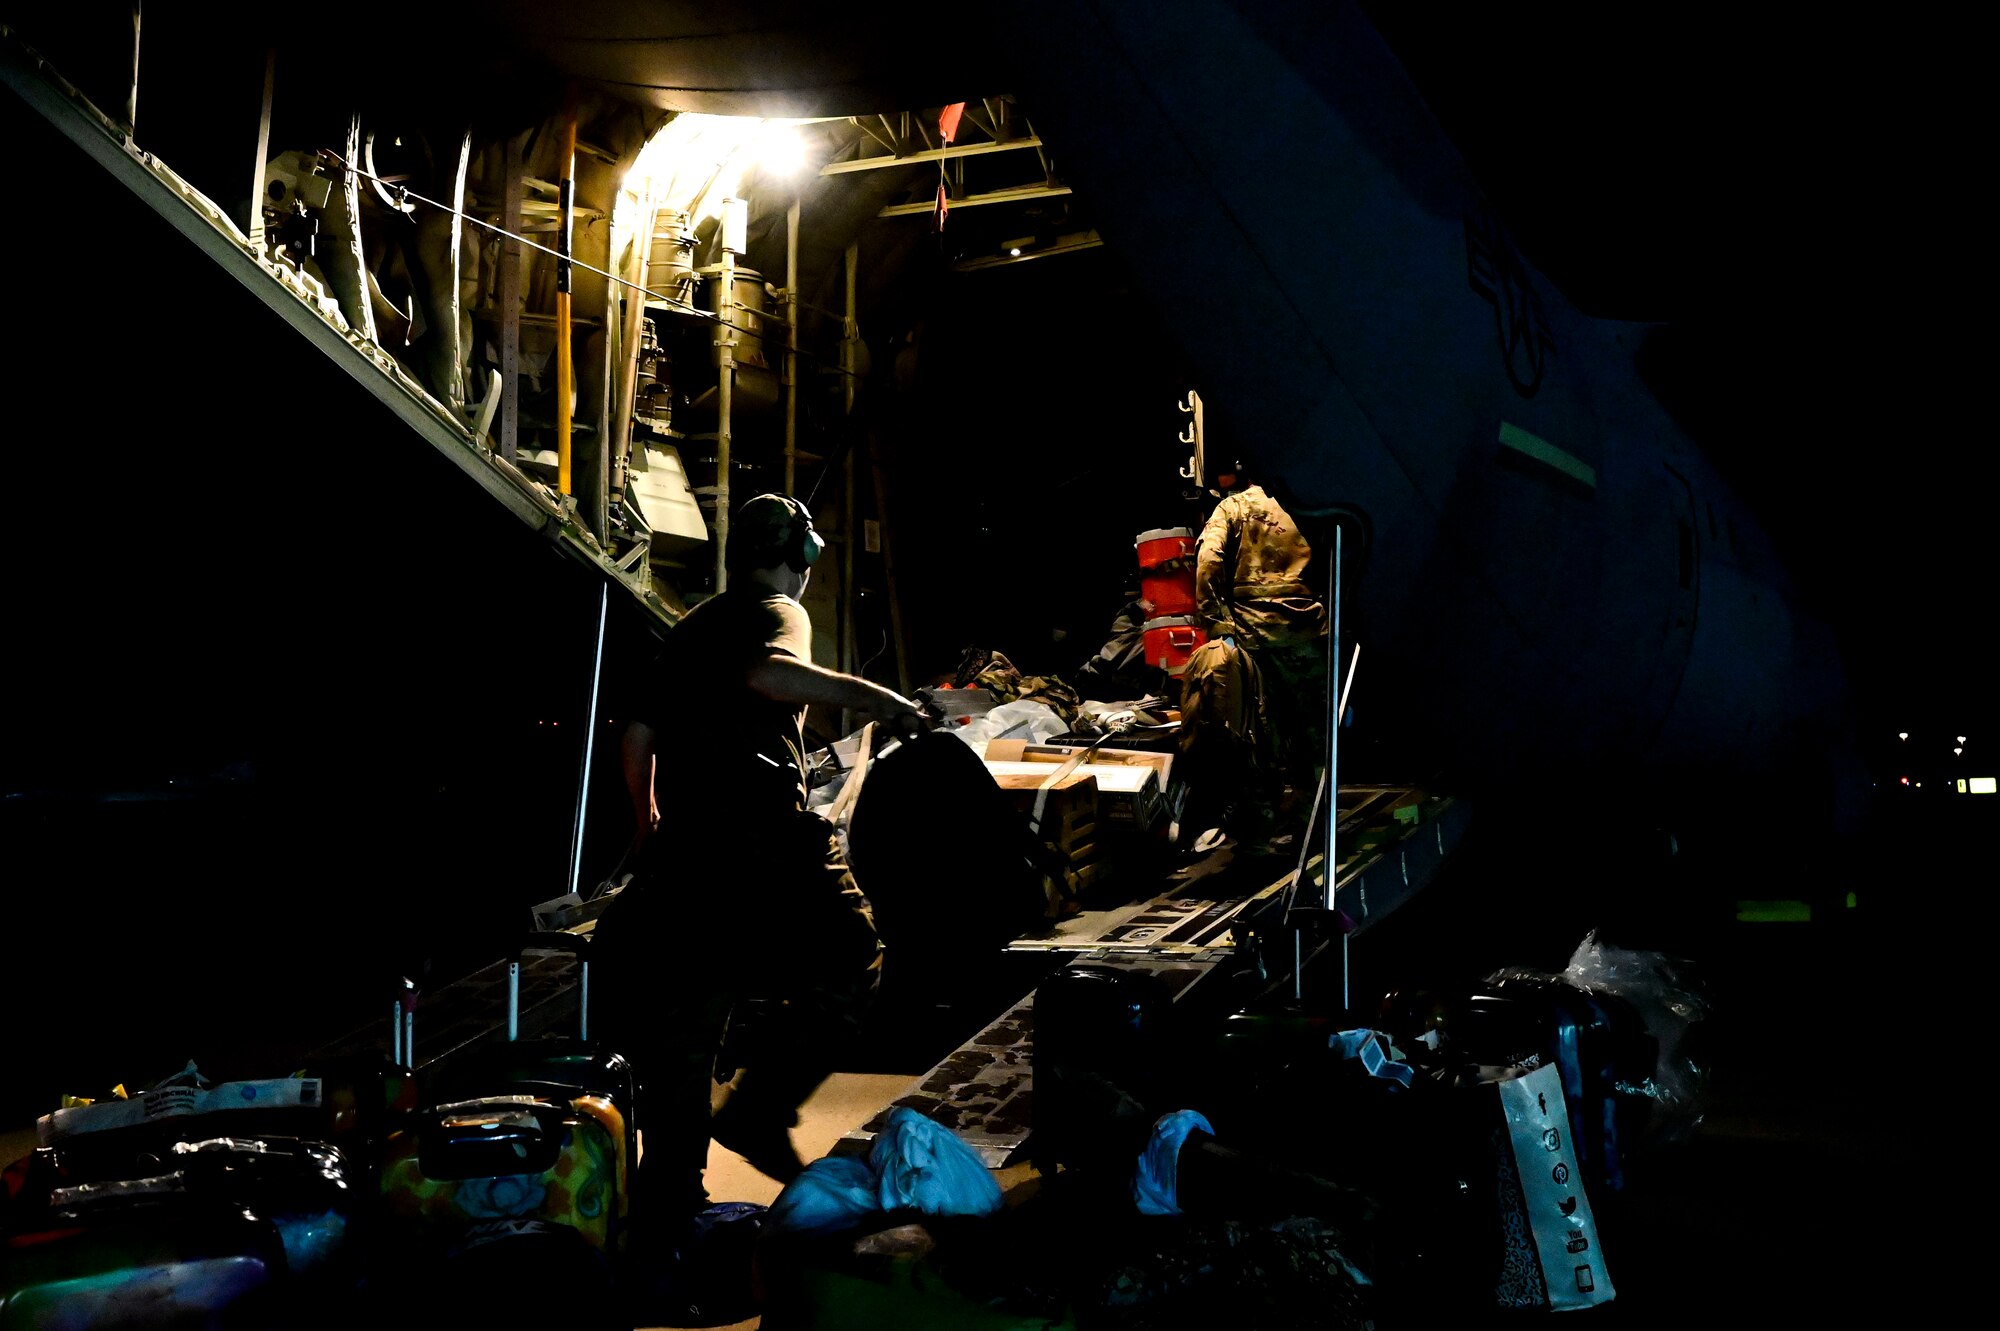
[1328,524,1345,1012]
[506,961,521,1041]
[783,197,800,494]
[124,2,140,143]
[715,248,736,593]
[609,194,650,492]
[1325,524,1342,912]
[568,581,609,899]
[840,242,860,725]
[867,430,912,694]
[247,49,274,254]
[556,92,578,496]
[500,134,524,461]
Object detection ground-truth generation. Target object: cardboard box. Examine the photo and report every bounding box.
[991,771,1101,857]
[984,739,1174,792]
[984,758,1165,834]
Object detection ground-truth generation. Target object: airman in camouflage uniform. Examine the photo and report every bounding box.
[1189,478,1329,838]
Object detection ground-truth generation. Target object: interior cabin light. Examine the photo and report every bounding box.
[626,114,813,227]
[755,122,808,177]
[1970,776,1998,795]
[1898,732,1909,741]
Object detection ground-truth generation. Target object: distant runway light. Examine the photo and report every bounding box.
[1958,735,1968,744]
[1955,746,1963,756]
[1898,732,1909,741]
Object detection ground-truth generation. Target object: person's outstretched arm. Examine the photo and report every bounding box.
[745,655,925,733]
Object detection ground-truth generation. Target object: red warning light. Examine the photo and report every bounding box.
[1900,776,1911,785]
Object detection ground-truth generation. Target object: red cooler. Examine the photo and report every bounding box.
[1135,527,1197,617]
[1141,614,1207,676]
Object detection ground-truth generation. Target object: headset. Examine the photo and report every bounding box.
[780,496,825,573]
[730,493,826,574]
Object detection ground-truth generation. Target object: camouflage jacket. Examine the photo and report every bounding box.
[1194,484,1327,651]
[954,647,1084,725]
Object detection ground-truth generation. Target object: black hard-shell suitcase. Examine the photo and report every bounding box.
[11,1133,369,1292]
[10,1063,388,1317]
[0,1132,377,1329]
[0,1190,292,1330]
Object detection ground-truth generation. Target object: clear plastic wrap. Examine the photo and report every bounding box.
[1558,930,1711,1142]
[1480,931,1712,1148]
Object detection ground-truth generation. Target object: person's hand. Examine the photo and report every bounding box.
[862,686,927,737]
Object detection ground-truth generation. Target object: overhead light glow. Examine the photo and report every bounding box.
[1009,247,1022,257]
[755,122,808,177]
[1898,732,1909,741]
[626,114,814,229]
[1958,735,1968,745]
[1955,747,1963,756]
[1970,776,1998,795]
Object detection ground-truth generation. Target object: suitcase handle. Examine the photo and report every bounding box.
[416,1097,568,1180]
[390,977,418,1071]
[509,934,593,1045]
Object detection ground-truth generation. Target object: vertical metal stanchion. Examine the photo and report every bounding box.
[1326,523,1341,911]
[837,241,860,731]
[715,240,737,593]
[567,581,609,899]
[124,2,141,145]
[506,961,521,1042]
[783,197,800,494]
[247,50,275,254]
[1328,525,1344,1011]
[1295,522,1345,1006]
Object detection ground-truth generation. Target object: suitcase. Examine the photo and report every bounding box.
[0,1191,291,1330]
[377,934,634,1262]
[14,1133,369,1291]
[0,1134,374,1329]
[14,1060,387,1312]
